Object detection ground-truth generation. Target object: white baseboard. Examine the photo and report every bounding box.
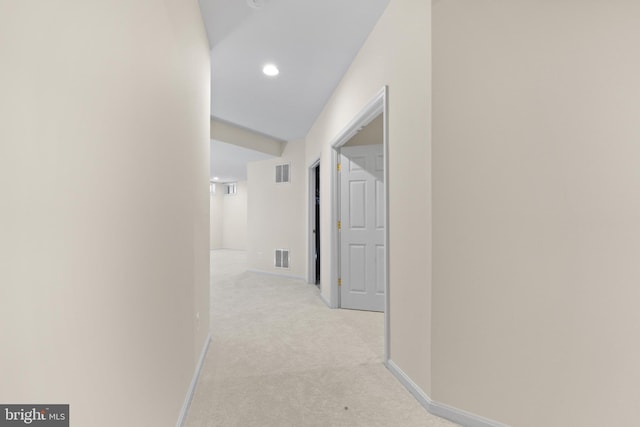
[176,333,211,427]
[319,292,333,308]
[386,360,510,427]
[246,269,306,281]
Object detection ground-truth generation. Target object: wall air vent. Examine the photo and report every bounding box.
[275,249,290,269]
[224,182,237,195]
[275,163,290,183]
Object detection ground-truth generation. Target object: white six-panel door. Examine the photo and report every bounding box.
[339,144,385,312]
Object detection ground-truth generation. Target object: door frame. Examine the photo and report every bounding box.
[307,158,320,285]
[330,86,389,363]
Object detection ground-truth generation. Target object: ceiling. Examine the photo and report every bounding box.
[198,0,391,142]
[210,139,275,183]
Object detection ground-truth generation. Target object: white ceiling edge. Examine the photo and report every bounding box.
[210,139,275,183]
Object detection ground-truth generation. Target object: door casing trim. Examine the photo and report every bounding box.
[329,86,389,363]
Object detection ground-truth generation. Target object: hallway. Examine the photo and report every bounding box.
[184,250,457,427]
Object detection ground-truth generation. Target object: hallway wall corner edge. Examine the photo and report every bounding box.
[386,360,510,427]
[176,333,212,427]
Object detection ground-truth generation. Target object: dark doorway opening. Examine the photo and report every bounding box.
[314,164,320,285]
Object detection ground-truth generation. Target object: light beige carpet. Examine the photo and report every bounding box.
[183,250,458,427]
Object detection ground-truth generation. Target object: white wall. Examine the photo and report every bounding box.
[305,0,432,394]
[247,141,306,278]
[211,118,285,156]
[432,1,640,426]
[0,1,210,426]
[210,185,224,249]
[222,181,248,250]
[210,181,248,251]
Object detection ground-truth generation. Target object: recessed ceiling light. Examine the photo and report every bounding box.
[262,63,279,77]
[213,177,219,181]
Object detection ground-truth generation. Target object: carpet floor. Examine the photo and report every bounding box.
[183,250,458,427]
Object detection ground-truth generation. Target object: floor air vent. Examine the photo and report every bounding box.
[275,249,290,269]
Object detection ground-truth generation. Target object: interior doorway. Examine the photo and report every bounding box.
[330,86,389,362]
[308,160,321,285]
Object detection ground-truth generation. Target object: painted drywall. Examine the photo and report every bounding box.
[247,141,306,278]
[221,181,248,250]
[210,185,224,249]
[432,1,640,426]
[210,181,248,250]
[211,118,285,157]
[305,0,432,394]
[0,1,210,426]
[344,113,384,147]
